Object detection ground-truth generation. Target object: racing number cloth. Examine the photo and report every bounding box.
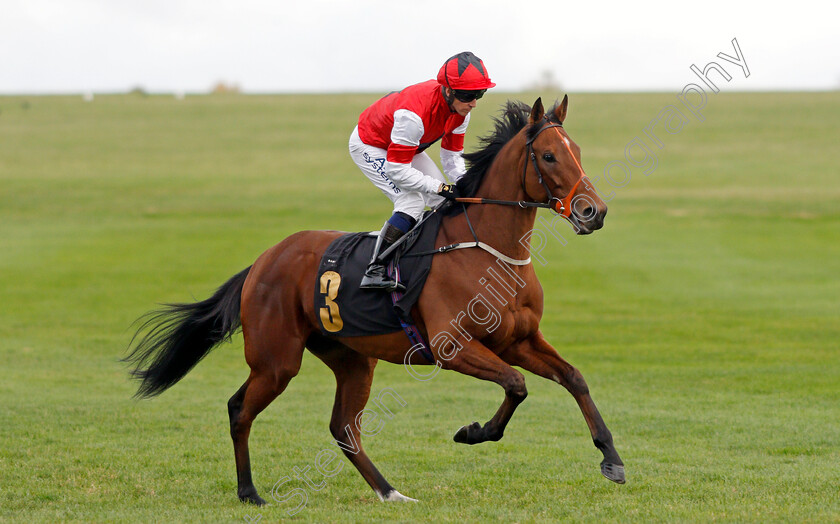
[314,211,443,337]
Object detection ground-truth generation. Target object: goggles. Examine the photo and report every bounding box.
[452,89,486,103]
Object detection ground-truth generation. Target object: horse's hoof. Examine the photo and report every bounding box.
[453,421,482,444]
[380,489,418,502]
[601,462,626,484]
[238,488,267,506]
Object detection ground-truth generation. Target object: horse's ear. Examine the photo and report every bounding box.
[529,97,545,124]
[554,94,569,123]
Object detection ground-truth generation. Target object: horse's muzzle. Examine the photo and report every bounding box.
[573,206,607,235]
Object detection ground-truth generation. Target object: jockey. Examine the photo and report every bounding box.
[349,51,496,292]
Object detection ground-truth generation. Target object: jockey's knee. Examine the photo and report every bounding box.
[392,193,425,221]
[424,192,446,208]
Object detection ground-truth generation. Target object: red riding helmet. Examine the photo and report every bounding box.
[437,52,496,90]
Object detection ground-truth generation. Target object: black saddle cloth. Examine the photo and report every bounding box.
[314,210,443,337]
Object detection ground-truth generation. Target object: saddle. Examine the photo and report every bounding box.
[314,210,444,339]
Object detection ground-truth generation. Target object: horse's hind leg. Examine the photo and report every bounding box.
[228,332,306,505]
[309,337,416,502]
[503,330,625,484]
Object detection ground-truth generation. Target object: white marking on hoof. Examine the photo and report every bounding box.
[378,490,418,502]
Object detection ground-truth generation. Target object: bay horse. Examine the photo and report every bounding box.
[125,96,625,505]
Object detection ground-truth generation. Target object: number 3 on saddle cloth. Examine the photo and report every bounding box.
[314,211,443,362]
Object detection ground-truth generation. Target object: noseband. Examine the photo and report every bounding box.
[454,117,591,219]
[390,118,593,265]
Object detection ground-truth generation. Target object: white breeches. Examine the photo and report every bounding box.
[349,127,446,220]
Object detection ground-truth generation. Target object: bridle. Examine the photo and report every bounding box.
[457,117,590,219]
[522,117,589,218]
[382,118,593,264]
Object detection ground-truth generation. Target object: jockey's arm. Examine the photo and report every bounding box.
[440,113,469,183]
[384,160,443,194]
[440,148,466,183]
[385,109,445,194]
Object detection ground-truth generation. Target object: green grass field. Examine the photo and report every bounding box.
[1,90,838,523]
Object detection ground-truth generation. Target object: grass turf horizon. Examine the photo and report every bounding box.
[1,91,838,522]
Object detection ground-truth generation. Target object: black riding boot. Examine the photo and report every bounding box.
[359,222,406,292]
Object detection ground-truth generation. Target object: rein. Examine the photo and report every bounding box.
[455,117,590,219]
[402,202,532,265]
[388,118,592,266]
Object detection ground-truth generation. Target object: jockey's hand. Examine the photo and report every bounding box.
[437,183,460,201]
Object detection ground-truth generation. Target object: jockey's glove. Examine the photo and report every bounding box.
[437,183,460,200]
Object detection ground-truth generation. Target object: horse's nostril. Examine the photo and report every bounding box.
[576,206,605,230]
[579,207,596,221]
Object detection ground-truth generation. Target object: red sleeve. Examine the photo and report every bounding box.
[442,113,468,151]
[441,133,465,152]
[387,143,417,164]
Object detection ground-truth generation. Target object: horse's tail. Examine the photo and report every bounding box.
[124,266,252,399]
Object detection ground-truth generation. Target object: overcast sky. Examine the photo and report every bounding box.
[2,0,838,94]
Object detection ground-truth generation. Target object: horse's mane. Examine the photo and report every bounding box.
[457,100,530,198]
[444,100,554,216]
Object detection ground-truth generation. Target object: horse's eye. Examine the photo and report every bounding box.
[542,152,556,163]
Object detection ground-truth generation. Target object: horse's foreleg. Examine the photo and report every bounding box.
[442,341,528,445]
[503,331,625,483]
[312,343,416,502]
